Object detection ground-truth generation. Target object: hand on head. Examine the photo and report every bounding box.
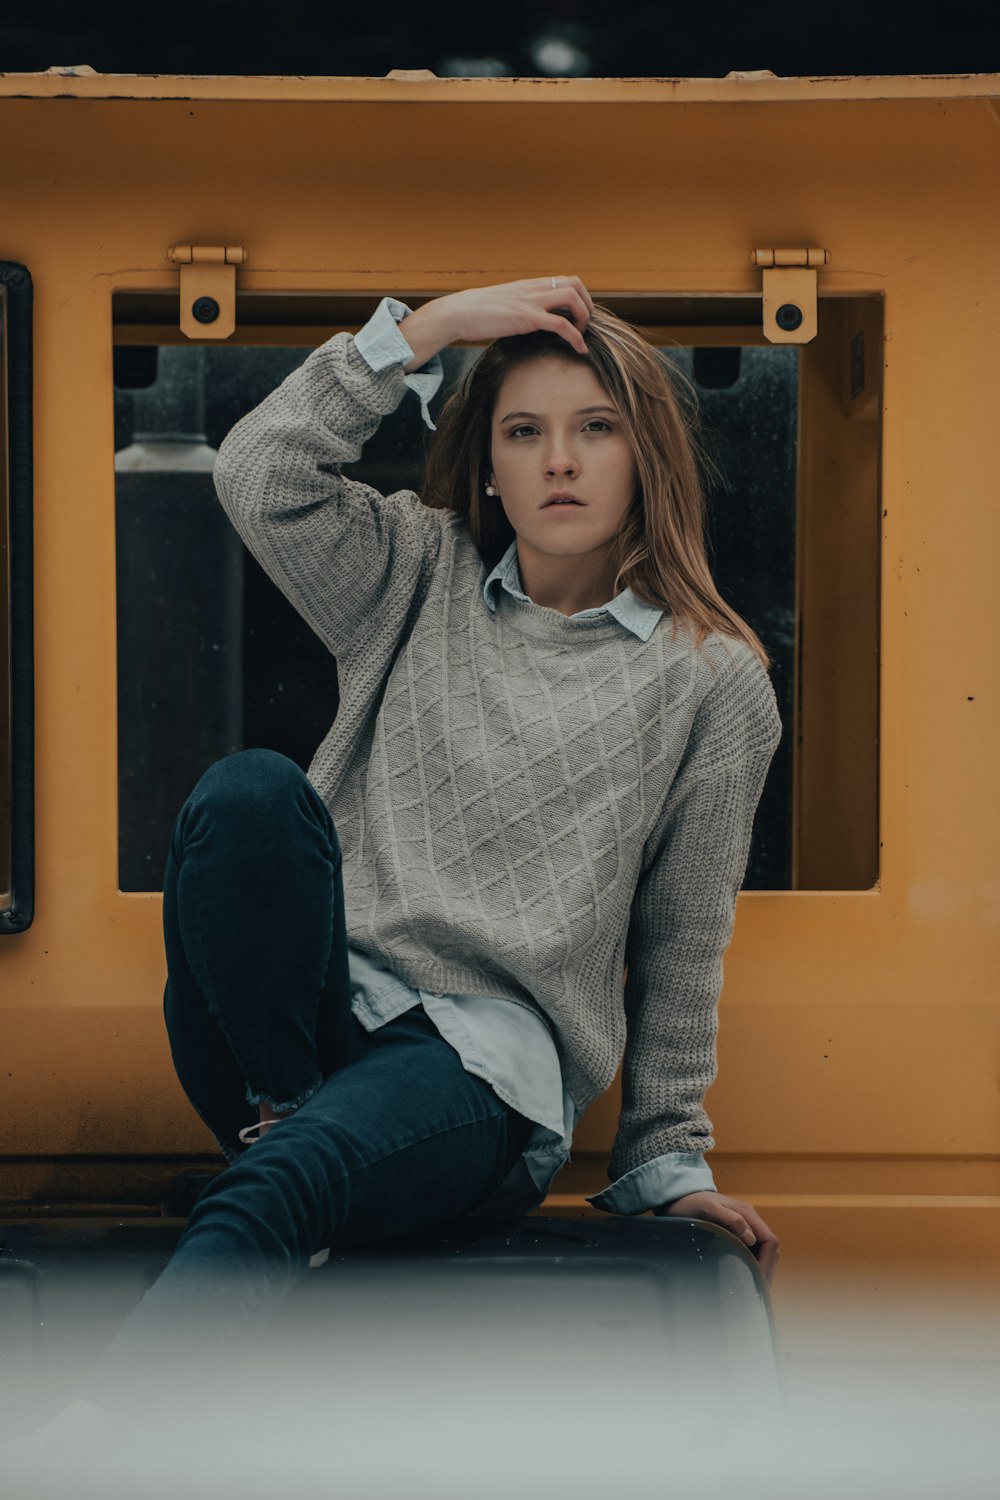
[400,276,595,372]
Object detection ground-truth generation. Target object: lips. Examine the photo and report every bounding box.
[543,493,584,508]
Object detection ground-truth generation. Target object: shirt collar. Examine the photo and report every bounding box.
[482,539,663,642]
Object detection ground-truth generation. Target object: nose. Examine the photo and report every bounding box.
[543,435,580,478]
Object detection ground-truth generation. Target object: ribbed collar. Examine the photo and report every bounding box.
[482,539,664,643]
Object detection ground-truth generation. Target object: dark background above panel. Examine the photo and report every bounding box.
[1,1,994,80]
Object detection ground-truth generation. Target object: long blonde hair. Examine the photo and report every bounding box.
[420,302,770,671]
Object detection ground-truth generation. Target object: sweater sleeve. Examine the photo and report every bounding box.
[588,644,782,1208]
[212,304,445,679]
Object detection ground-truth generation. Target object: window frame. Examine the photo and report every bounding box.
[110,289,882,894]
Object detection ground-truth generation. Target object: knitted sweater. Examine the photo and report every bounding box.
[212,325,782,1183]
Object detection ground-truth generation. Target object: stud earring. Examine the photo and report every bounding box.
[485,481,498,496]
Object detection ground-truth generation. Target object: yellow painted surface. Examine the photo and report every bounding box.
[0,73,998,1289]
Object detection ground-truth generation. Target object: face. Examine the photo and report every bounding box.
[488,356,639,582]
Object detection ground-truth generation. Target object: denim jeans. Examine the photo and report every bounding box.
[81,749,534,1410]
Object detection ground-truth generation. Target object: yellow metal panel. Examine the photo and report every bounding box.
[0,77,997,1283]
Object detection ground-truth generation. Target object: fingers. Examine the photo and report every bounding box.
[543,311,589,355]
[542,286,591,353]
[451,276,594,348]
[653,1191,781,1289]
[691,1196,781,1288]
[544,275,595,319]
[715,1203,759,1247]
[726,1198,781,1287]
[755,1236,780,1287]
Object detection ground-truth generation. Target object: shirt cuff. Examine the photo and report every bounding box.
[585,1152,717,1216]
[353,295,444,432]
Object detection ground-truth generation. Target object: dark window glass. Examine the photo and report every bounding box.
[663,345,798,889]
[113,328,799,893]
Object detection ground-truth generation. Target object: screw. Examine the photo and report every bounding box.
[775,303,803,331]
[192,296,220,324]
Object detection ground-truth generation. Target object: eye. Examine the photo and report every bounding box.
[584,419,613,432]
[508,424,538,439]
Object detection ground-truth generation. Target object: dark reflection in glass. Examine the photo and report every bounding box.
[692,346,743,391]
[114,336,795,892]
[665,345,798,888]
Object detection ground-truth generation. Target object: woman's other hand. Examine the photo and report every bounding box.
[400,276,594,372]
[652,1191,780,1285]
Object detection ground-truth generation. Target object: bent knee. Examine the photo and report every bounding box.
[176,750,337,849]
[194,748,305,804]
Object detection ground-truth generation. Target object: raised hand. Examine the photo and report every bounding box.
[400,276,594,372]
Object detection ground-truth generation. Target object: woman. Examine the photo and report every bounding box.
[59,275,782,1429]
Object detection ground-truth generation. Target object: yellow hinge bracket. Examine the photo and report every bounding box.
[751,247,831,344]
[167,244,249,340]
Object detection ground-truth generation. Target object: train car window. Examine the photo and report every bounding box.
[112,293,881,895]
[0,262,34,934]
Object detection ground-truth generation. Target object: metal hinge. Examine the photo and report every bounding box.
[167,244,248,340]
[751,247,830,344]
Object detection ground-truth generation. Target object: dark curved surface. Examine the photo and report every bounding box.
[0,1212,784,1434]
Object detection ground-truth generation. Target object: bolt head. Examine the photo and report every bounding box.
[775,302,803,331]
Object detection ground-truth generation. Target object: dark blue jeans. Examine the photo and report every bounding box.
[81,749,533,1410]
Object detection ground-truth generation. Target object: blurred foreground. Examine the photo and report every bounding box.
[2,1222,998,1498]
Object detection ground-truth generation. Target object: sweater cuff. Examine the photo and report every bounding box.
[353,295,444,432]
[585,1151,717,1216]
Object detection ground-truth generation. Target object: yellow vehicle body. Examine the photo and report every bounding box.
[0,69,998,1367]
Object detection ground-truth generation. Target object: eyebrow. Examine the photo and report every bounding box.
[499,405,619,423]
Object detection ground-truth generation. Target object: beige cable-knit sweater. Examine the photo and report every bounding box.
[213,329,782,1183]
